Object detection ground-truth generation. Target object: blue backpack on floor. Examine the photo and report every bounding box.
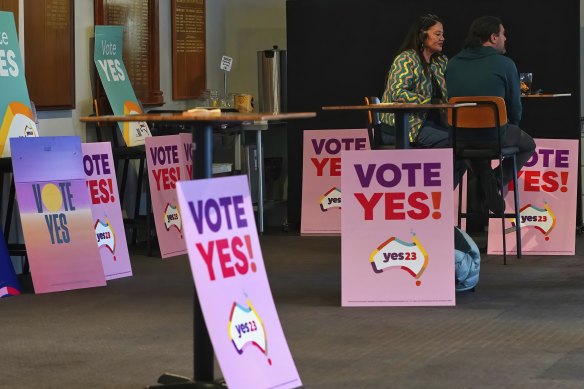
[454,227,481,292]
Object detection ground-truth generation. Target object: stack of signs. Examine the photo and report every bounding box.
[93,25,151,146]
[10,137,106,293]
[82,142,132,279]
[300,129,370,235]
[177,176,301,389]
[146,134,193,258]
[0,227,20,298]
[488,139,579,255]
[341,149,455,306]
[0,11,39,158]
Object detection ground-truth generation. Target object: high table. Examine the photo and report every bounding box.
[80,111,315,388]
[80,111,315,233]
[322,103,471,149]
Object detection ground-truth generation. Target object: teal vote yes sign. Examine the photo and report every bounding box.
[0,11,39,158]
[94,26,151,146]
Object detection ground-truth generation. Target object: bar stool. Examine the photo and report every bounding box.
[448,96,522,264]
[364,96,394,149]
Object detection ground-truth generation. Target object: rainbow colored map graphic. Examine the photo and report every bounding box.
[228,300,270,364]
[369,234,429,285]
[319,187,341,212]
[94,218,116,258]
[510,203,556,239]
[163,203,182,235]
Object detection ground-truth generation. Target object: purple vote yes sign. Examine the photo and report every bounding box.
[10,136,106,294]
[341,148,455,306]
[82,142,132,280]
[177,175,301,389]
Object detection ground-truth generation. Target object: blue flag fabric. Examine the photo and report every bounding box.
[0,227,20,298]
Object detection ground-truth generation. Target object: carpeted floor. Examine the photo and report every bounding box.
[2,233,584,388]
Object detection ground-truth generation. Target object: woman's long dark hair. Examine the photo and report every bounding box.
[396,14,444,74]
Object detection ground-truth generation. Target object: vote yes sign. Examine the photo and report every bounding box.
[488,138,579,255]
[0,11,39,158]
[11,137,106,293]
[82,142,132,279]
[146,134,193,258]
[177,175,301,389]
[341,149,455,306]
[300,129,370,235]
[94,25,151,146]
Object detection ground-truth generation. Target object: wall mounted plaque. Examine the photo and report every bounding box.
[24,0,75,110]
[172,0,206,100]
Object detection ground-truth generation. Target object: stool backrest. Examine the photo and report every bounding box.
[364,96,381,147]
[447,96,507,128]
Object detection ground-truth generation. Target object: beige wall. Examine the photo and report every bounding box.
[225,0,286,100]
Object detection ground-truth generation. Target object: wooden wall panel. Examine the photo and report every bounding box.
[172,0,206,100]
[0,0,19,34]
[24,0,75,110]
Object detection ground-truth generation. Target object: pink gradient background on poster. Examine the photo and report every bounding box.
[300,129,370,235]
[145,134,192,258]
[488,139,578,255]
[341,149,455,306]
[11,136,106,293]
[176,175,301,389]
[15,180,106,293]
[82,142,132,280]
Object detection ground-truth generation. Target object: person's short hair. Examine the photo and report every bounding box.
[463,16,503,49]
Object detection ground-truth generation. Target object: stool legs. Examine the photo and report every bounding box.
[457,177,464,228]
[456,156,522,265]
[498,157,507,265]
[511,156,522,258]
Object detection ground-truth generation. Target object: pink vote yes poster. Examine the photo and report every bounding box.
[82,142,132,279]
[300,129,370,235]
[177,175,301,389]
[488,138,578,255]
[145,134,193,258]
[341,149,455,306]
[10,136,106,293]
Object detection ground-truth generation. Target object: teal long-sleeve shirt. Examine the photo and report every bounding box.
[445,46,522,125]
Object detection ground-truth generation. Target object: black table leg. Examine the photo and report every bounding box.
[193,124,215,382]
[149,124,224,388]
[394,113,409,149]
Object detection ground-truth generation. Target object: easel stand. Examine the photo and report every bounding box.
[0,158,27,260]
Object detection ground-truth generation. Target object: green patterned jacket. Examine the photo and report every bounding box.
[380,49,448,143]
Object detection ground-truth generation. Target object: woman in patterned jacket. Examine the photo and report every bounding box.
[380,14,447,144]
[380,14,464,187]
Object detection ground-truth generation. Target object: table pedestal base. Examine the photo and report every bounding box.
[147,373,226,388]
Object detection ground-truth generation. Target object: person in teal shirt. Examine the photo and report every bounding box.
[446,16,536,214]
